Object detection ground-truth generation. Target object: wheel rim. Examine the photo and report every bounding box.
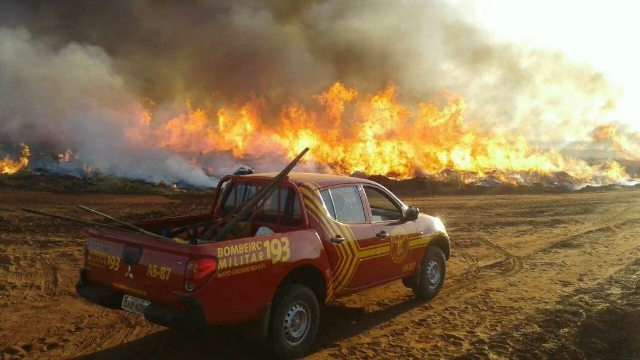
[283,302,309,346]
[426,259,441,289]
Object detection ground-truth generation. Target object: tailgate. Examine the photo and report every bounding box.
[83,228,191,307]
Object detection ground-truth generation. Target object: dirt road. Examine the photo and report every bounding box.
[1,189,639,359]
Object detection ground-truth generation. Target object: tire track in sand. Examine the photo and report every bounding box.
[443,209,639,296]
[18,269,39,302]
[0,335,24,357]
[475,236,524,277]
[60,308,120,360]
[60,312,157,358]
[99,318,158,351]
[1,257,60,356]
[38,255,59,298]
[526,217,640,259]
[61,326,118,359]
[443,239,522,297]
[454,204,637,284]
[460,251,480,279]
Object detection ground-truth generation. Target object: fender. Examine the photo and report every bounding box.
[400,214,449,289]
[189,228,332,325]
[415,214,450,259]
[254,231,332,342]
[261,229,333,306]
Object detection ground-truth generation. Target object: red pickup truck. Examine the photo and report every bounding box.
[76,172,450,358]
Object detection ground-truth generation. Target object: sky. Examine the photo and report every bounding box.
[453,0,639,132]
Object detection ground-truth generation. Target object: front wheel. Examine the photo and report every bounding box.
[268,284,320,359]
[412,246,446,300]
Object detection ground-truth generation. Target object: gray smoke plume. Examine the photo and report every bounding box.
[0,0,624,185]
[0,28,217,186]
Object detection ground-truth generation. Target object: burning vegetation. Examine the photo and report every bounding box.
[0,144,29,175]
[593,124,640,161]
[0,82,637,191]
[127,82,634,186]
[0,2,638,191]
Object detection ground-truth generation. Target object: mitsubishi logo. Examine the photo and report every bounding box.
[125,265,134,279]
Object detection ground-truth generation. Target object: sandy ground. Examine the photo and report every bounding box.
[0,189,639,360]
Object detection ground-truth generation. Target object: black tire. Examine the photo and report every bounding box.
[268,284,320,359]
[412,246,446,300]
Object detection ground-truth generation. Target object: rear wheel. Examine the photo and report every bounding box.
[412,246,446,300]
[269,284,320,359]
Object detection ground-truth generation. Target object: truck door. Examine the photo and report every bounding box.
[360,185,420,281]
[317,185,379,291]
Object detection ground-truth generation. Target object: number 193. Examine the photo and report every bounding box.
[263,238,291,264]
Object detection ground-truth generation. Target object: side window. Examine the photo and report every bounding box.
[363,186,403,222]
[320,186,366,223]
[320,189,336,219]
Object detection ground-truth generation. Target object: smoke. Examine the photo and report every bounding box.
[439,20,617,145]
[0,0,628,185]
[0,28,217,187]
[592,124,640,161]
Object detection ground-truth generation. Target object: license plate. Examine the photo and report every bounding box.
[121,294,150,315]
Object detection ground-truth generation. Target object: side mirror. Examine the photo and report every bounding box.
[404,205,420,221]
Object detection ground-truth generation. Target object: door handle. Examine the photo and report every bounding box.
[330,234,345,244]
[376,231,388,239]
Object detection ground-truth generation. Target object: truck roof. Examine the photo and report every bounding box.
[241,172,379,188]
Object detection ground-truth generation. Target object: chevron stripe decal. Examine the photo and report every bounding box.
[300,182,439,301]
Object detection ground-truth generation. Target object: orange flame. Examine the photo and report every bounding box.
[0,144,30,174]
[55,149,75,163]
[3,83,631,185]
[128,82,629,183]
[593,124,640,161]
[153,98,264,158]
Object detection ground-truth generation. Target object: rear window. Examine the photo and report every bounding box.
[215,179,232,211]
[220,180,303,226]
[222,182,257,214]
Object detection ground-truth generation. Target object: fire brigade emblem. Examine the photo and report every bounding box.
[390,227,409,263]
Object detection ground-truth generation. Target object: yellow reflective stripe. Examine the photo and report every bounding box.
[305,183,382,290]
[326,279,335,301]
[303,185,359,292]
[301,189,354,291]
[303,197,349,273]
[304,198,348,296]
[409,233,444,248]
[302,182,423,295]
[359,247,378,258]
[336,225,359,290]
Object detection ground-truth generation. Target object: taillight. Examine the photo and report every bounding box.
[184,258,218,292]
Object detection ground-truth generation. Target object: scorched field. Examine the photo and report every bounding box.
[0,189,639,360]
